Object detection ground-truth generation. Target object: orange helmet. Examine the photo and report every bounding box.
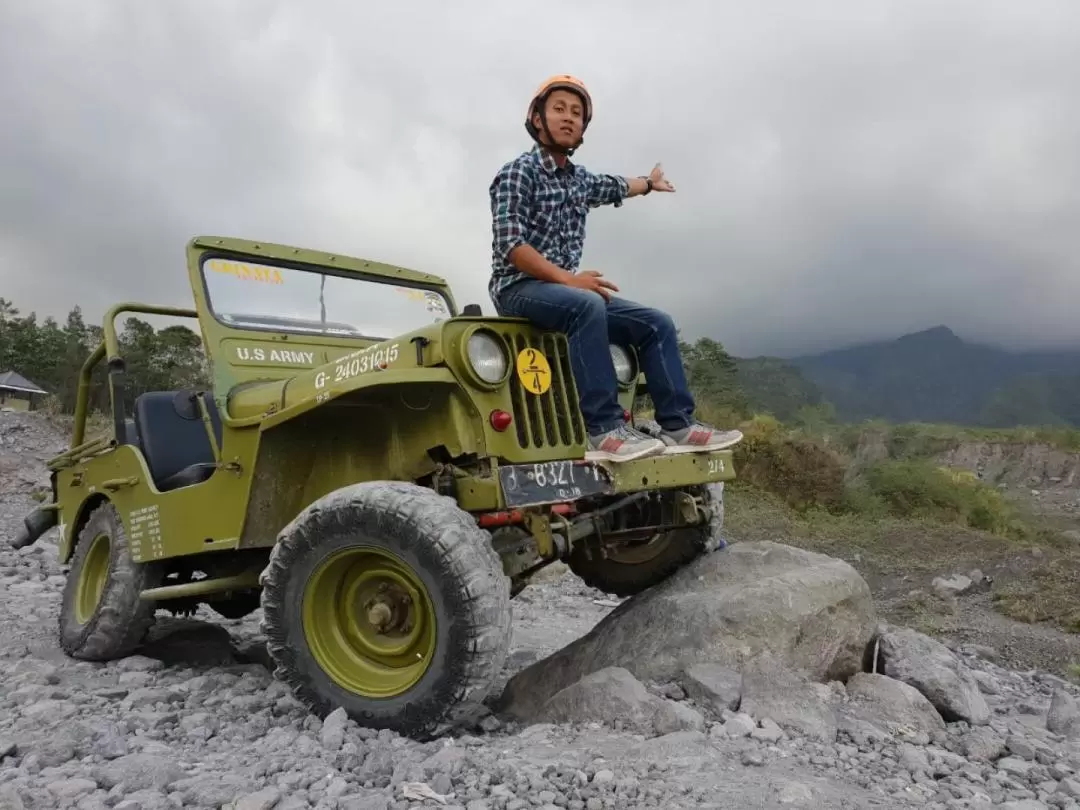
[525,74,593,155]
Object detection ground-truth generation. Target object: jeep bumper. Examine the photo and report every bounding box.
[456,448,736,511]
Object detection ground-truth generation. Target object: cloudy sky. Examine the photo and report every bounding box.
[1,0,1078,357]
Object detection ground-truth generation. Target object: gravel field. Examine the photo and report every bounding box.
[4,409,1080,810]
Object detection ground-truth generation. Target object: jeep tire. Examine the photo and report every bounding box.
[259,481,512,740]
[58,501,163,660]
[567,483,725,597]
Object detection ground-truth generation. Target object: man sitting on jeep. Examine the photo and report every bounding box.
[487,74,744,463]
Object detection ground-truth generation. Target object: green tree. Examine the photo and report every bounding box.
[0,298,210,417]
[677,336,749,418]
[735,356,827,422]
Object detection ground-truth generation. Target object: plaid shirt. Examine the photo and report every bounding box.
[488,145,630,302]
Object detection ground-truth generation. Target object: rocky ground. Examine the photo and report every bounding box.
[4,409,1080,810]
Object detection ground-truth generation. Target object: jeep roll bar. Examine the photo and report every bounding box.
[70,302,198,449]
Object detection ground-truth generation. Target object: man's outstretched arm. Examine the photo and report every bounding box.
[586,162,676,208]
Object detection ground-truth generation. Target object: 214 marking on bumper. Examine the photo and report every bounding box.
[499,460,613,507]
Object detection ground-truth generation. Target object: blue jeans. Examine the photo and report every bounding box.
[493,279,697,436]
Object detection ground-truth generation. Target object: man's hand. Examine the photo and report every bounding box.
[649,162,675,192]
[626,165,675,197]
[567,269,619,301]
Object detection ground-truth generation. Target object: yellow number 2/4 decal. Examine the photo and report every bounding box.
[515,348,552,395]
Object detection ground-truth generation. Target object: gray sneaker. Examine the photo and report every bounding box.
[586,424,666,462]
[659,421,744,454]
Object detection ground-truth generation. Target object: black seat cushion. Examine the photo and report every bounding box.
[133,390,223,492]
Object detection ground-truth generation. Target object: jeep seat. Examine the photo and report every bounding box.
[132,390,223,492]
[120,417,141,451]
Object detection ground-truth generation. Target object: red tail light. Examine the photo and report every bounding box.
[623,409,631,422]
[490,410,513,431]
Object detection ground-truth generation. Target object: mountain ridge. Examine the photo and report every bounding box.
[748,325,1080,427]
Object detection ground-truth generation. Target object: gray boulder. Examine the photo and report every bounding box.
[95,753,184,792]
[1048,689,1080,740]
[738,652,839,742]
[877,627,990,725]
[681,662,742,714]
[838,672,947,745]
[961,726,1007,762]
[499,541,876,718]
[532,666,701,737]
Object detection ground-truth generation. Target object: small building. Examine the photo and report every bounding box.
[0,371,48,411]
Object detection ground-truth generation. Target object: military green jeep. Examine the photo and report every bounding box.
[12,236,736,739]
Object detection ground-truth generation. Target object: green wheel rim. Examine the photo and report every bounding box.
[302,545,437,699]
[75,533,111,624]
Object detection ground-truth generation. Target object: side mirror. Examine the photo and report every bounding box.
[462,304,482,316]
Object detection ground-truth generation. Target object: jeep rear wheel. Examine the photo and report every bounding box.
[259,481,512,740]
[567,484,725,597]
[59,502,163,660]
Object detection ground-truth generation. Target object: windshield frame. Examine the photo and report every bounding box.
[195,250,457,342]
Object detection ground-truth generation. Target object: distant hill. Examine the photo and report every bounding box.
[778,326,1080,427]
[734,356,828,423]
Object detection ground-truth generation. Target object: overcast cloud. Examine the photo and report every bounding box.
[1,0,1079,357]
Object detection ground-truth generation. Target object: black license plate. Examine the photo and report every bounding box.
[498,460,614,508]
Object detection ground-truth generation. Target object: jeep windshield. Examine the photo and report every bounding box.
[199,257,453,339]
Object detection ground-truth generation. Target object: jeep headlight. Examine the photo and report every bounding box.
[610,344,634,385]
[466,331,508,384]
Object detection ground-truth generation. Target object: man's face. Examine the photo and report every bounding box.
[534,89,586,148]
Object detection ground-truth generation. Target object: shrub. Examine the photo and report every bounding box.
[882,424,962,460]
[858,459,1014,534]
[732,415,850,513]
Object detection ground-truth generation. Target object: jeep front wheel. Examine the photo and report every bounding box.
[259,481,512,740]
[567,484,725,597]
[58,502,163,660]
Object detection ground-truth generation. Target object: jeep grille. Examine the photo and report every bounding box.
[500,332,586,449]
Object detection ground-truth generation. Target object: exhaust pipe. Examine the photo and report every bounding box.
[10,506,58,550]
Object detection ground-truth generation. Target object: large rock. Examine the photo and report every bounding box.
[738,652,839,742]
[877,627,990,726]
[1047,689,1080,740]
[838,672,947,746]
[961,726,1007,762]
[532,667,701,737]
[681,663,742,714]
[499,541,876,719]
[95,753,184,792]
